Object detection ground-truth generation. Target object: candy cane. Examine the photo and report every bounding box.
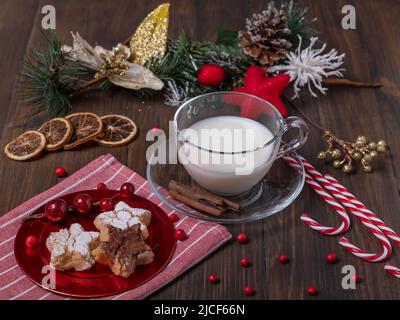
[324,174,400,247]
[283,156,350,235]
[324,174,400,274]
[384,263,400,278]
[298,156,392,262]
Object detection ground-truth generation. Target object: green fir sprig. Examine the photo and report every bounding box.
[141,33,253,105]
[274,0,316,49]
[20,35,89,116]
[19,1,316,114]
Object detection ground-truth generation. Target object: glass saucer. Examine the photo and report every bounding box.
[146,151,305,224]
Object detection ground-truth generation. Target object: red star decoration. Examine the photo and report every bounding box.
[226,65,290,119]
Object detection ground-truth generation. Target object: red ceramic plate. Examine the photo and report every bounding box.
[14,189,176,298]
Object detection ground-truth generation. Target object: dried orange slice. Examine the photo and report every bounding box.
[95,115,138,147]
[64,112,103,150]
[38,117,73,151]
[4,130,46,161]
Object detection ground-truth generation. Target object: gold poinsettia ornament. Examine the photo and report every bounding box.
[61,4,171,92]
[62,32,164,91]
[129,3,170,65]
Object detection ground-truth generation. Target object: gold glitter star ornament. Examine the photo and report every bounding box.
[129,3,170,65]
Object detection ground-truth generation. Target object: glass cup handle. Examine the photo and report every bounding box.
[276,116,309,158]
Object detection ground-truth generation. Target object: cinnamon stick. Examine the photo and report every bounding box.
[169,180,240,211]
[323,78,382,88]
[169,190,224,216]
[199,186,240,211]
[169,180,223,205]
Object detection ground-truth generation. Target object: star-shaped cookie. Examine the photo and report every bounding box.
[46,223,99,271]
[94,201,151,241]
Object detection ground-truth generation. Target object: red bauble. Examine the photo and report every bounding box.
[198,64,225,87]
[169,213,180,223]
[307,286,318,296]
[244,286,254,296]
[54,167,67,177]
[208,274,218,284]
[279,254,289,264]
[326,253,337,264]
[25,235,37,248]
[120,183,135,199]
[45,199,68,222]
[240,257,250,267]
[175,229,187,241]
[99,198,114,212]
[236,233,249,244]
[97,182,106,191]
[73,194,93,214]
[226,65,290,118]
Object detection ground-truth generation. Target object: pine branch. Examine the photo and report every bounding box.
[140,33,252,105]
[20,35,91,116]
[280,0,317,49]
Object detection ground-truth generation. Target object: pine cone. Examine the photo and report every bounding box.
[239,6,292,66]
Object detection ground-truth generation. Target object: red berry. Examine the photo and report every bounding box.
[236,233,249,244]
[208,274,218,284]
[198,64,225,86]
[307,286,318,296]
[99,198,114,212]
[279,255,289,264]
[45,199,68,222]
[352,274,362,283]
[151,124,160,134]
[97,183,106,191]
[240,257,250,267]
[120,183,135,199]
[54,167,66,177]
[169,213,179,223]
[175,229,187,241]
[326,253,337,264]
[244,286,254,296]
[25,235,37,248]
[73,194,93,214]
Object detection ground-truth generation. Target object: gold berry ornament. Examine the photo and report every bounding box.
[317,131,388,174]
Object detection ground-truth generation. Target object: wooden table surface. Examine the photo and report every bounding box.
[1,0,400,300]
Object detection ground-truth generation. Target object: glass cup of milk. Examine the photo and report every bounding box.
[173,92,308,195]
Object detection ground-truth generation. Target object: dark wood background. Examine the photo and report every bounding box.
[0,0,399,299]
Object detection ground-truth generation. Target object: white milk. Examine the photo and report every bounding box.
[178,116,277,195]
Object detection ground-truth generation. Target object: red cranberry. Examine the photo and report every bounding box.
[99,198,114,212]
[45,199,68,222]
[97,182,106,191]
[120,183,135,199]
[236,233,249,244]
[73,194,93,214]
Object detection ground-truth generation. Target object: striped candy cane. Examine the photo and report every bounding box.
[384,263,400,278]
[298,156,392,262]
[283,156,350,236]
[324,174,400,274]
[324,174,400,247]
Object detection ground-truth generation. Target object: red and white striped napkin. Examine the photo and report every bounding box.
[0,154,231,300]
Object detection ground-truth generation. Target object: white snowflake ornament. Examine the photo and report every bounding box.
[269,36,345,98]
